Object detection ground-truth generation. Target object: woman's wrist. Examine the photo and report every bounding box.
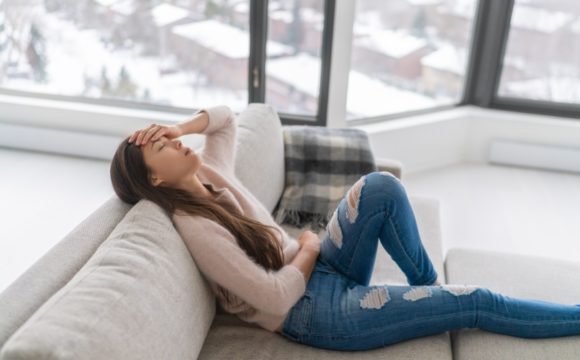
[176,110,209,136]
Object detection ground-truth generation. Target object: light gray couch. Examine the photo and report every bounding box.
[1,103,580,359]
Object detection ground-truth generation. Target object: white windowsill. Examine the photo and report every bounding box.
[1,93,579,176]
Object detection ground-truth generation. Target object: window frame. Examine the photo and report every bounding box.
[0,0,578,132]
[346,0,484,126]
[463,0,580,120]
[249,0,335,127]
[0,0,335,127]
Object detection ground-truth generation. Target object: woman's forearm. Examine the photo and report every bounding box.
[290,246,319,286]
[176,110,210,135]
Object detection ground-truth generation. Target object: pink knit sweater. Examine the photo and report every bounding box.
[171,105,306,333]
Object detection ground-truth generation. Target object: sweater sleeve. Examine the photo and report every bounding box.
[194,105,237,176]
[173,214,307,316]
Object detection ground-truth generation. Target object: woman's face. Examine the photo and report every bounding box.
[140,136,202,188]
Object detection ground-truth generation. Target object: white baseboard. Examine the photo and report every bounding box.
[489,139,580,174]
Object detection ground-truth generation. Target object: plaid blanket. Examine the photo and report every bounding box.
[272,126,377,232]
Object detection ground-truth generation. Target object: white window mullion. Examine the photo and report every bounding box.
[326,0,355,129]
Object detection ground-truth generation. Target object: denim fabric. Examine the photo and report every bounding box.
[281,171,580,351]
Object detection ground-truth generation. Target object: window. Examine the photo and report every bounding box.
[497,0,580,104]
[265,0,325,117]
[0,0,252,111]
[346,0,479,120]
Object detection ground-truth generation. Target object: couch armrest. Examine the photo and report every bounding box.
[376,157,403,180]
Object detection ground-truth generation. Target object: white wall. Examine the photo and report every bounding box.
[355,106,580,176]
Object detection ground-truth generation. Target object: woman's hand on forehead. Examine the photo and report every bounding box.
[128,124,183,146]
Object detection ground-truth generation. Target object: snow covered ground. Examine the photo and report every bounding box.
[2,4,248,110]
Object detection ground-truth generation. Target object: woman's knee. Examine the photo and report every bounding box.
[344,171,403,224]
[364,171,406,201]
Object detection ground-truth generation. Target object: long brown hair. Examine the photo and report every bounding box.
[110,137,285,272]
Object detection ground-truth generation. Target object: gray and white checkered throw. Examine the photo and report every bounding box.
[272,126,377,232]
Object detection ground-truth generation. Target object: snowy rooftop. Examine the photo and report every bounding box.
[266,53,436,116]
[511,5,573,33]
[233,2,249,13]
[353,11,383,36]
[269,7,323,24]
[502,76,580,103]
[109,0,136,17]
[420,45,468,75]
[267,53,321,96]
[93,0,123,7]
[440,0,572,33]
[437,0,478,18]
[171,19,293,59]
[150,3,190,27]
[354,29,428,58]
[405,0,443,5]
[234,1,283,13]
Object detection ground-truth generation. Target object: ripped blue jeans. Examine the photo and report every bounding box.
[280,171,580,351]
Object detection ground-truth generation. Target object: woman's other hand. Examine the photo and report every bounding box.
[128,123,184,146]
[298,230,321,255]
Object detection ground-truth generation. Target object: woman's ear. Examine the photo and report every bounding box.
[150,173,163,187]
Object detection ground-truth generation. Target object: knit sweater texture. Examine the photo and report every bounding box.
[171,105,306,333]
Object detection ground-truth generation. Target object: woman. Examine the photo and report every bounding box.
[110,105,580,352]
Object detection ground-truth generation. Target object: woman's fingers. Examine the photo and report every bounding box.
[141,125,162,146]
[129,123,176,146]
[137,124,156,145]
[128,131,139,143]
[130,127,146,145]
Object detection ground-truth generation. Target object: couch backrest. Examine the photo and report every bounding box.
[0,103,287,356]
[0,196,133,349]
[233,103,286,213]
[0,199,214,360]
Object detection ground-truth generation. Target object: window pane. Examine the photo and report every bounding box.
[0,0,249,111]
[497,0,580,103]
[265,0,324,117]
[347,0,478,120]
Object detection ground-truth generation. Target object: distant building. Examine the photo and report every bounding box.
[420,45,466,98]
[351,28,431,85]
[232,3,324,56]
[437,1,574,80]
[266,52,435,118]
[266,53,320,114]
[170,19,293,90]
[150,3,191,27]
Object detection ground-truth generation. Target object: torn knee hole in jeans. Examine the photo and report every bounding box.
[441,284,480,296]
[327,176,366,249]
[346,176,366,223]
[378,171,396,179]
[403,287,433,301]
[360,286,391,309]
[327,208,343,249]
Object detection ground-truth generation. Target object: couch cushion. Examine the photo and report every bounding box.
[234,103,286,214]
[445,248,580,360]
[200,195,452,359]
[0,199,214,360]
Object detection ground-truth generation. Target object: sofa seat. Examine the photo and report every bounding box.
[198,195,453,359]
[445,248,580,360]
